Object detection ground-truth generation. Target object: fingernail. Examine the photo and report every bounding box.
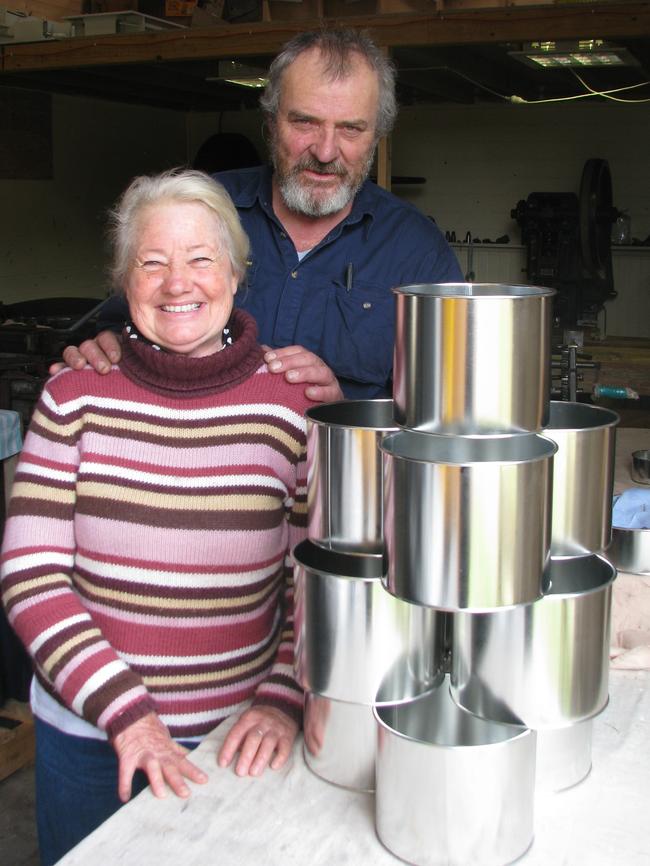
[268,360,282,372]
[305,387,317,398]
[265,351,276,361]
[286,370,298,381]
[98,363,109,373]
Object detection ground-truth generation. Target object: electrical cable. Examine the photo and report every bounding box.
[570,70,650,103]
[398,62,650,105]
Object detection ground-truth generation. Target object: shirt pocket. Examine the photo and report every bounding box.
[326,280,395,386]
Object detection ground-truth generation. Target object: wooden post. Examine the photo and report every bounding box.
[376,135,391,192]
[376,44,392,192]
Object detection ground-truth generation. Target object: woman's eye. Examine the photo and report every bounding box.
[190,257,214,269]
[140,260,165,273]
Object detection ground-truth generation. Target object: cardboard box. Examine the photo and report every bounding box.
[0,705,35,782]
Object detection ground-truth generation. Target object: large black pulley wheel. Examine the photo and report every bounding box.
[579,158,614,282]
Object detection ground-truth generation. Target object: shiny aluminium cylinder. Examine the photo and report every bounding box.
[451,554,615,729]
[306,399,398,555]
[302,692,377,793]
[381,430,557,611]
[374,680,536,866]
[293,539,445,706]
[544,401,618,556]
[392,283,555,436]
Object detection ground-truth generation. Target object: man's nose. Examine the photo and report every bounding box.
[310,126,339,165]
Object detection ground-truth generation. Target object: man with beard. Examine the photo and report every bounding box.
[58,29,462,399]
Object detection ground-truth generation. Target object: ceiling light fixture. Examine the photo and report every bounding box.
[509,40,640,69]
[206,60,268,88]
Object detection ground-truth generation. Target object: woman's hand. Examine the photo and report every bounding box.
[49,330,123,376]
[264,346,344,403]
[112,712,208,802]
[217,706,299,777]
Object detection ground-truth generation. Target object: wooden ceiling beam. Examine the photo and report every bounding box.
[2,3,649,72]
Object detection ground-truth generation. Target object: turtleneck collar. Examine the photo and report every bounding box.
[119,308,264,399]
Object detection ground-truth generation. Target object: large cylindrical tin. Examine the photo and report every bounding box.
[303,692,377,792]
[544,401,618,556]
[536,719,593,792]
[451,554,615,728]
[375,680,535,866]
[294,540,444,704]
[393,283,554,435]
[381,431,556,610]
[306,399,398,554]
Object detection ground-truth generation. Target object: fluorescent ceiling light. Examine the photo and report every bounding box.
[510,40,640,69]
[206,60,268,88]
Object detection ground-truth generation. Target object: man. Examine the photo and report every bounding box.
[59,29,462,399]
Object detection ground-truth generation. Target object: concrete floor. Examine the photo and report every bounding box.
[0,763,39,866]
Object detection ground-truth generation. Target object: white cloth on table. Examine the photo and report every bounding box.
[612,488,650,529]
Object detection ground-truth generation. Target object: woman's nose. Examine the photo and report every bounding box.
[162,262,192,292]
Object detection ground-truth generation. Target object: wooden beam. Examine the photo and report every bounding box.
[2,3,650,72]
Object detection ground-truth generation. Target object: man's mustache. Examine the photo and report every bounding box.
[292,157,347,178]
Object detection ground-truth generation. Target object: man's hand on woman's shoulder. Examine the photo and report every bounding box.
[49,330,123,376]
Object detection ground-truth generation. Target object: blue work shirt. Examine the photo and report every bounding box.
[219,166,462,399]
[99,166,462,399]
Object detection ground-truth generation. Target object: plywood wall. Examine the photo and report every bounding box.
[9,0,85,19]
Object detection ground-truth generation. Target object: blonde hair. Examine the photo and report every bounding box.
[108,168,250,290]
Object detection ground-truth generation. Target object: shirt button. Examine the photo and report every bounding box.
[280,232,287,238]
[363,302,372,310]
[291,270,298,279]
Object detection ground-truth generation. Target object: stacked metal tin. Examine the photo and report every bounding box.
[294,399,445,792]
[294,283,618,866]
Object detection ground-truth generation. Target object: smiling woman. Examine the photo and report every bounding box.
[1,169,316,865]
[125,201,238,357]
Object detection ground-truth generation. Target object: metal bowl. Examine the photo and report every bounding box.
[631,449,650,484]
[606,525,650,575]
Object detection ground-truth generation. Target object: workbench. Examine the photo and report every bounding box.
[55,669,650,866]
[55,425,650,866]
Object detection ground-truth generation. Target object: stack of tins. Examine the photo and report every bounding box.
[294,284,618,866]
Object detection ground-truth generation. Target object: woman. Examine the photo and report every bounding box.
[1,169,315,865]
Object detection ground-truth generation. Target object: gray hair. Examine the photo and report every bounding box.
[108,168,250,290]
[259,29,397,141]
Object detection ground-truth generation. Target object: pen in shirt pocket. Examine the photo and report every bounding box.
[345,263,354,293]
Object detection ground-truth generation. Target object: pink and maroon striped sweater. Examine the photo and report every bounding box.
[1,310,314,741]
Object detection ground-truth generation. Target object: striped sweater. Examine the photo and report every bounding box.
[0,310,313,741]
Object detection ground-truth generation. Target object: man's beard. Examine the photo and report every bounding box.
[271,142,375,218]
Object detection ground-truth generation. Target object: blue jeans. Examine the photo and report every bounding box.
[35,718,150,866]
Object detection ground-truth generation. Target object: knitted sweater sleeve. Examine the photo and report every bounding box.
[0,379,156,739]
[251,394,312,725]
